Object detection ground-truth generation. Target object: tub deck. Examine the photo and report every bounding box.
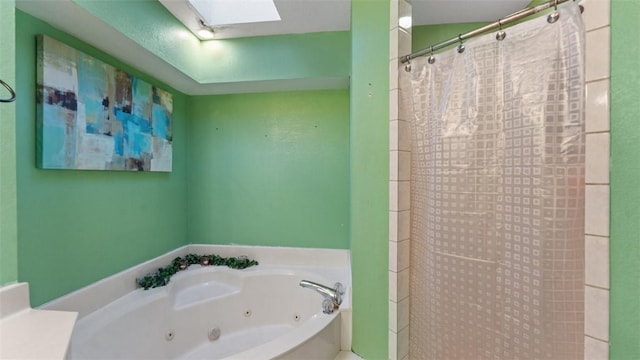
[40,245,352,360]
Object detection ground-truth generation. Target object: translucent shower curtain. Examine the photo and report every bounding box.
[403,3,585,359]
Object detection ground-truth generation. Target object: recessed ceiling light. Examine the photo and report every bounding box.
[197,28,215,39]
[188,0,281,27]
[196,18,216,39]
[399,16,411,30]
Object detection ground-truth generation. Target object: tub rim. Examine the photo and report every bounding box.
[39,244,352,320]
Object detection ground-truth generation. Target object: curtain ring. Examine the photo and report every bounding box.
[0,79,16,103]
[548,0,560,23]
[496,18,507,41]
[428,45,436,64]
[456,34,465,53]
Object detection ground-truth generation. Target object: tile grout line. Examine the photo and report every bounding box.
[585,334,610,343]
[585,283,610,291]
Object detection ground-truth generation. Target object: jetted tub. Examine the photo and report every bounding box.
[40,245,352,360]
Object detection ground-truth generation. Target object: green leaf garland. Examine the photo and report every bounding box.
[136,254,259,290]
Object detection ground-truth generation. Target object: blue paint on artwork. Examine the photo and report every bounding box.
[131,77,152,119]
[38,36,172,171]
[115,108,151,134]
[42,103,76,168]
[133,132,152,157]
[78,53,113,135]
[114,133,124,156]
[86,122,98,134]
[138,118,152,134]
[114,109,154,159]
[152,104,171,141]
[115,108,136,125]
[83,100,108,135]
[126,121,140,157]
[42,126,67,168]
[114,108,127,121]
[42,103,67,128]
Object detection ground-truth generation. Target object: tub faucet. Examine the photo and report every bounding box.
[299,280,345,314]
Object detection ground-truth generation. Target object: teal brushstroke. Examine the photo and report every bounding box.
[151,103,171,141]
[131,77,152,119]
[77,52,112,135]
[42,104,75,168]
[133,132,151,157]
[115,112,152,158]
[114,133,124,156]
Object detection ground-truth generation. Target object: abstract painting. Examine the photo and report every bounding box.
[36,35,172,172]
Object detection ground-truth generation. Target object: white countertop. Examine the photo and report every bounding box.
[0,283,77,360]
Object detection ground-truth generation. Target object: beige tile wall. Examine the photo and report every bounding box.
[388,1,610,359]
[389,0,411,358]
[581,0,611,357]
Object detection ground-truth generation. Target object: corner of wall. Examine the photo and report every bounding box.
[0,0,18,286]
[350,0,391,358]
[389,0,411,359]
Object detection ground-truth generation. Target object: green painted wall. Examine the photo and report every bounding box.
[187,90,350,248]
[0,0,18,286]
[610,0,640,358]
[350,0,389,358]
[72,0,350,85]
[196,32,350,84]
[73,0,200,80]
[14,4,352,306]
[411,0,550,54]
[10,0,639,357]
[15,11,189,306]
[412,22,487,53]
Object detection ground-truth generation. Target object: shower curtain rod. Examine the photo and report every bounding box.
[400,0,577,63]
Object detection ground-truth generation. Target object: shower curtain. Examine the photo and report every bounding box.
[403,3,585,359]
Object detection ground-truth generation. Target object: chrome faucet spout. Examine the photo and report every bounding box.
[299,280,338,302]
[299,280,345,314]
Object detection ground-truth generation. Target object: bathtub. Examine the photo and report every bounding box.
[40,245,352,360]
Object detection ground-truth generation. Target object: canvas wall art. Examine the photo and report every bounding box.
[36,35,173,172]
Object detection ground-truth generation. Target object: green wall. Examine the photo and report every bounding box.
[350,0,389,358]
[13,10,353,306]
[196,32,350,84]
[0,0,18,286]
[72,0,200,80]
[9,0,639,357]
[412,22,487,53]
[72,0,351,85]
[15,11,189,306]
[610,0,640,358]
[411,0,549,54]
[12,1,374,352]
[187,91,350,249]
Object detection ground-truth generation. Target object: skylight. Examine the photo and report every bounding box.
[187,0,281,27]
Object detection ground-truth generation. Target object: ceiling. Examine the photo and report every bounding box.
[16,0,534,95]
[159,0,351,40]
[160,0,532,40]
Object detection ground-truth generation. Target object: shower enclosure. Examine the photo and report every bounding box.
[402,3,585,359]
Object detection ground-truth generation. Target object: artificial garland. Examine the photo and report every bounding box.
[136,253,259,290]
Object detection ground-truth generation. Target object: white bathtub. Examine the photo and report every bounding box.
[41,245,352,360]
